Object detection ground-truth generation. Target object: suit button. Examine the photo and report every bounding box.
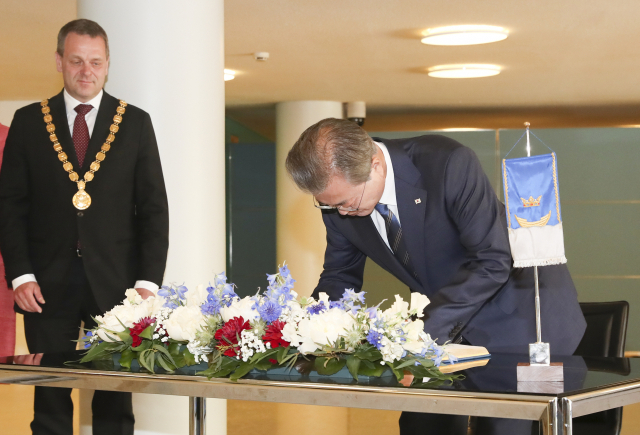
[77,212,84,217]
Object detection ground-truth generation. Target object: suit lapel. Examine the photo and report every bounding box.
[83,91,117,172]
[48,91,80,169]
[384,141,432,295]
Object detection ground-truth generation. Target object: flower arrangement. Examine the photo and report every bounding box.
[80,265,460,385]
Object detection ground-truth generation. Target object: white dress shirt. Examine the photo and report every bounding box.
[12,90,158,293]
[371,141,400,251]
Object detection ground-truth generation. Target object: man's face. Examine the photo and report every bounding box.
[55,32,109,103]
[314,151,386,217]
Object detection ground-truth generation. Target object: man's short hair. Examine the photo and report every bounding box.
[285,118,377,195]
[57,19,109,58]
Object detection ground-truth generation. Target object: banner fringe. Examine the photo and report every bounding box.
[513,257,567,268]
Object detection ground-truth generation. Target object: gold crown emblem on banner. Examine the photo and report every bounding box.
[520,195,542,207]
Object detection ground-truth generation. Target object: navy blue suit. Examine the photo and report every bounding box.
[313,135,586,435]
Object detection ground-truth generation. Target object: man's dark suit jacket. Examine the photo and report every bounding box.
[0,90,169,315]
[314,135,586,355]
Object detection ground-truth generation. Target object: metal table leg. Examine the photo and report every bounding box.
[540,398,558,435]
[189,396,206,435]
[561,398,573,435]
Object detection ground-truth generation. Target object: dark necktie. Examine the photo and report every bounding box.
[73,104,93,167]
[374,203,417,279]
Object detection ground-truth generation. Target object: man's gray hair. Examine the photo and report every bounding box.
[57,19,109,59]
[285,118,377,195]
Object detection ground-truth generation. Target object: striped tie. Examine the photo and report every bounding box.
[374,203,418,279]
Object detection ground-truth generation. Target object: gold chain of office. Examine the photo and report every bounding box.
[40,98,127,210]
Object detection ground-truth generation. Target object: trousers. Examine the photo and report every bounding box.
[23,256,134,435]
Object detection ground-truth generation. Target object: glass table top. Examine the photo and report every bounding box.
[1,351,639,399]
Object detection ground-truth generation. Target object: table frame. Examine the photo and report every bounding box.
[2,363,640,435]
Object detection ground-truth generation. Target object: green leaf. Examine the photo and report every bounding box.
[276,346,289,364]
[138,349,155,373]
[138,325,154,340]
[119,349,135,369]
[168,342,181,356]
[172,353,187,368]
[354,345,382,361]
[254,358,275,371]
[199,356,241,379]
[155,354,174,372]
[114,330,133,344]
[153,344,178,369]
[80,342,115,362]
[358,361,386,377]
[131,340,151,352]
[183,348,197,366]
[314,357,346,376]
[382,361,404,381]
[229,361,254,381]
[346,355,361,381]
[249,348,278,364]
[395,359,419,370]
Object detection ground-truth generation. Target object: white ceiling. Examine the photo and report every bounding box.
[2,0,640,133]
[225,0,640,110]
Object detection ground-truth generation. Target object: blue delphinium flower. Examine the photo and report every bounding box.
[83,331,93,349]
[158,285,179,309]
[329,300,345,310]
[200,280,238,316]
[366,329,384,350]
[365,307,378,319]
[307,301,327,315]
[258,299,282,323]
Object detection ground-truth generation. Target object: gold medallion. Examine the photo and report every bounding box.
[73,190,92,210]
[73,181,91,210]
[40,98,127,210]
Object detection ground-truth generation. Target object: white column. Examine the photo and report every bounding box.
[275,101,347,435]
[77,1,226,434]
[275,101,343,297]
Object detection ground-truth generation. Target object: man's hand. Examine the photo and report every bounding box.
[14,282,45,313]
[13,353,43,366]
[135,287,154,300]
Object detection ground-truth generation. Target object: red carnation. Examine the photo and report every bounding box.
[262,320,290,349]
[215,317,251,357]
[130,317,156,348]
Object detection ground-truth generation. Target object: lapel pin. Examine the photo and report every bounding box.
[415,198,421,204]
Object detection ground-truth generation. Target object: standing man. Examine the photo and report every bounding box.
[0,19,169,435]
[285,118,586,435]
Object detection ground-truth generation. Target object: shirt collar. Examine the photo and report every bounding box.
[374,141,396,206]
[63,88,103,117]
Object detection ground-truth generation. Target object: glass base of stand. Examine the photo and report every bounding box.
[530,342,551,365]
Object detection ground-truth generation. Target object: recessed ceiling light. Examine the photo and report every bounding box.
[421,25,508,46]
[224,69,236,81]
[427,64,501,78]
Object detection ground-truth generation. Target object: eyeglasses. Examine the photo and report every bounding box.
[313,180,367,212]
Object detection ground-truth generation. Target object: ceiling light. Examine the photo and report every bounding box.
[427,64,501,79]
[224,69,236,81]
[421,25,508,46]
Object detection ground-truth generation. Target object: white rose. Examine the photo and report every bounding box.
[410,293,430,318]
[402,320,425,354]
[94,313,126,342]
[185,284,208,308]
[306,308,356,350]
[220,296,259,323]
[296,318,320,354]
[164,306,206,342]
[281,321,302,347]
[125,288,143,305]
[383,295,409,321]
